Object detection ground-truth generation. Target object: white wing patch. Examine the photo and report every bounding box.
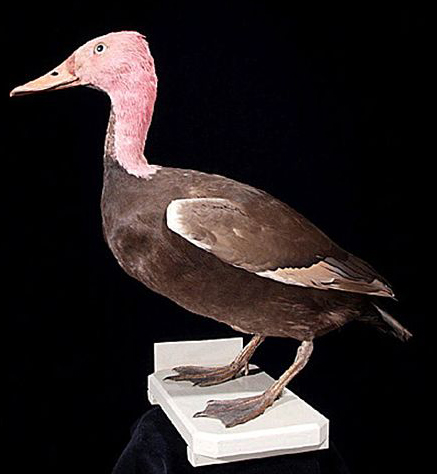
[166,198,215,251]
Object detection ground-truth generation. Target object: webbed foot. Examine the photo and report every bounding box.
[193,392,277,427]
[165,364,243,387]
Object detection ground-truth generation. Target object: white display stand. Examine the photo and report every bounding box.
[147,337,329,467]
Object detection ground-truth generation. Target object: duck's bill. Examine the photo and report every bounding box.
[10,58,81,97]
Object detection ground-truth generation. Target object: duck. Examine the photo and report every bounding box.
[10,31,412,428]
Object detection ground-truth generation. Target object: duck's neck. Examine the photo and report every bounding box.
[104,78,160,179]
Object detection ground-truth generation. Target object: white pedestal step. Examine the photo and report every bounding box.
[147,337,329,467]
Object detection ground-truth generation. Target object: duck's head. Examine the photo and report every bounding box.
[10,31,157,98]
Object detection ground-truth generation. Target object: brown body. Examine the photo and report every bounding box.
[102,113,371,341]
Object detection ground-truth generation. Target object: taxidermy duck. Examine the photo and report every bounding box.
[11,32,411,428]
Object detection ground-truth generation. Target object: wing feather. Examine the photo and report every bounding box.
[166,197,394,298]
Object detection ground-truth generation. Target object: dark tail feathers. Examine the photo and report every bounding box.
[367,303,413,341]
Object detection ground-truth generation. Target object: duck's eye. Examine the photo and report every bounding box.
[94,43,107,54]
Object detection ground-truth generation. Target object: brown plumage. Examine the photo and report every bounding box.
[102,149,388,342]
[11,32,411,427]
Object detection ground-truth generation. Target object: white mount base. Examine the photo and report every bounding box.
[147,337,329,467]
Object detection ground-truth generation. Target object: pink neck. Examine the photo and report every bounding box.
[105,77,159,179]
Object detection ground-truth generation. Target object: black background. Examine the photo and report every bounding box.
[4,2,431,473]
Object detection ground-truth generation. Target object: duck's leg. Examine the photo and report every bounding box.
[165,334,265,387]
[194,340,313,427]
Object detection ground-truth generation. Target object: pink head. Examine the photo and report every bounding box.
[10,32,159,178]
[10,31,157,99]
